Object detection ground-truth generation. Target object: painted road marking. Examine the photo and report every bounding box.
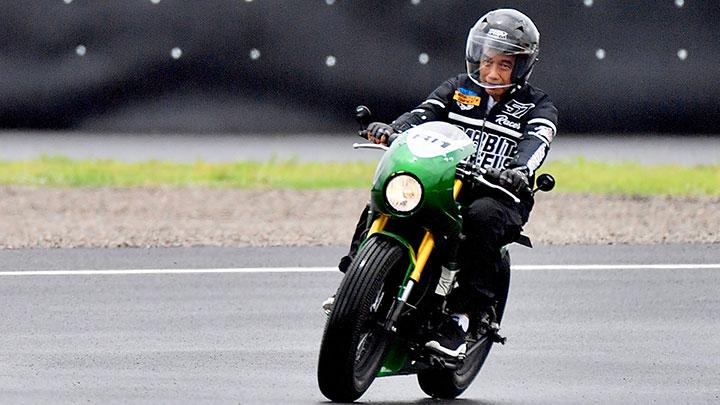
[0,264,719,276]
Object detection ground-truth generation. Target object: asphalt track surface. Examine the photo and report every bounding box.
[1,245,719,404]
[1,133,718,403]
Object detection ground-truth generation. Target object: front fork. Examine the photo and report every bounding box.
[369,180,464,331]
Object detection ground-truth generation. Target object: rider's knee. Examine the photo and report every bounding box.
[463,198,506,239]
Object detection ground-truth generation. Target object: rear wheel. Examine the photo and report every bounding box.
[417,337,492,399]
[417,249,511,399]
[317,236,405,402]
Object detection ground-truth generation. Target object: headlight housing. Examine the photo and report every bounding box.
[385,174,423,213]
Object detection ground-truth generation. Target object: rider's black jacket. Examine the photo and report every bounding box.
[388,74,558,201]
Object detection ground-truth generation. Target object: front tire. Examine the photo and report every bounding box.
[317,236,405,402]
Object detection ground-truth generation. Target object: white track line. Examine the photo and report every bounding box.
[0,264,719,276]
[514,264,720,270]
[0,267,335,276]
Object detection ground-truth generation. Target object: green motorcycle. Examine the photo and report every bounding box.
[317,107,554,402]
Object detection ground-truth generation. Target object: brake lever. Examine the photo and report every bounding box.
[455,166,520,203]
[353,143,389,151]
[474,175,521,203]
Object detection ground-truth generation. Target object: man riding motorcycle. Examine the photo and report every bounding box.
[328,8,558,358]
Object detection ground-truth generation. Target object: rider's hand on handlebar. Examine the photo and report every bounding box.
[366,122,395,145]
[498,167,530,196]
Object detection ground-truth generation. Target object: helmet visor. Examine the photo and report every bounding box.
[465,30,534,88]
[465,31,531,64]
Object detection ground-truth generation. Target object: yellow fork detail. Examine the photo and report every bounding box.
[408,179,464,285]
[368,214,389,235]
[407,179,462,283]
[382,179,463,328]
[410,231,434,283]
[453,178,463,200]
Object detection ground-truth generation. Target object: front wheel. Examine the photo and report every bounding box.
[317,236,405,402]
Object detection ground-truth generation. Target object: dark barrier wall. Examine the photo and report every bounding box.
[1,1,718,133]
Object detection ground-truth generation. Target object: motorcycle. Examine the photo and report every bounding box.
[317,106,555,402]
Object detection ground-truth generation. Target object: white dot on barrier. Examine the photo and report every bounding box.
[595,49,606,60]
[75,45,86,56]
[411,0,421,5]
[675,0,685,7]
[325,55,337,67]
[326,0,335,4]
[583,0,593,6]
[249,48,261,60]
[150,0,161,4]
[63,0,72,4]
[171,47,183,59]
[418,53,429,65]
[677,49,688,60]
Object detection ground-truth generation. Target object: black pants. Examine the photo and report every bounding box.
[446,196,526,314]
[341,196,528,315]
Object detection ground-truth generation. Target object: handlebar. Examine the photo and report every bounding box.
[455,165,521,203]
[474,172,522,204]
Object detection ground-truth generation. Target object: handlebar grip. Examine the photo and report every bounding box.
[358,129,370,140]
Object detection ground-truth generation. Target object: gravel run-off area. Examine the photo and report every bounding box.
[0,187,718,249]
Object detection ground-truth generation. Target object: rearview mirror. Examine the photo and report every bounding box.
[535,173,555,192]
[354,105,372,129]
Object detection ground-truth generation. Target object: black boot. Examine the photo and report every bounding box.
[336,205,371,273]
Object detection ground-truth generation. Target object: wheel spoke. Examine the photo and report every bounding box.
[370,289,385,313]
[355,333,368,362]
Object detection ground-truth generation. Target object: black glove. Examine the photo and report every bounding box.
[498,167,530,196]
[366,122,395,145]
[483,167,503,180]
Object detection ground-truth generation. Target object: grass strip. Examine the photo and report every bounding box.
[0,156,373,189]
[0,156,717,196]
[545,158,719,196]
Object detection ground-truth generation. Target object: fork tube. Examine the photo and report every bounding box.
[453,179,463,200]
[409,231,435,282]
[368,214,389,236]
[407,179,460,283]
[385,278,416,331]
[385,230,433,329]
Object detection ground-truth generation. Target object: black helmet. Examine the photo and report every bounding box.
[465,9,540,89]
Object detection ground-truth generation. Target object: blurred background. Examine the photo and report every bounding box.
[0,0,718,135]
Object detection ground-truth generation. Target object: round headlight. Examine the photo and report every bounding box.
[385,174,423,212]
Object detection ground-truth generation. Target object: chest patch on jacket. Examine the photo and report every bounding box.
[453,89,481,111]
[502,100,535,119]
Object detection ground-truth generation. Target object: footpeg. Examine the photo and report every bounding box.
[428,353,462,370]
[488,323,507,344]
[490,331,507,345]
